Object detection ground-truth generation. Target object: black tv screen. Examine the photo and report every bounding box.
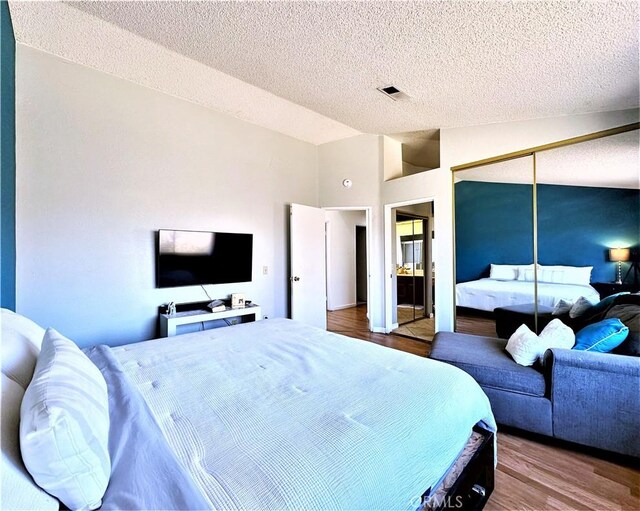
[157,229,253,288]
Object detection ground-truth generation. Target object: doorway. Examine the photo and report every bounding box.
[356,225,367,304]
[325,208,372,330]
[384,199,435,342]
[395,213,428,325]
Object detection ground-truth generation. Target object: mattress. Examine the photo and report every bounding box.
[109,318,496,510]
[456,278,600,312]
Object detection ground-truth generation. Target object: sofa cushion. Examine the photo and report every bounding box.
[431,332,547,397]
[606,303,640,356]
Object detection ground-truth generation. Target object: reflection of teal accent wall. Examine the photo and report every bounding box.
[455,181,534,282]
[1,2,16,310]
[537,184,640,282]
[455,181,640,283]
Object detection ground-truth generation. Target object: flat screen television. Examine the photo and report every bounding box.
[156,229,253,288]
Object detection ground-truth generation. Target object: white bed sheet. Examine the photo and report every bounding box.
[456,278,600,312]
[112,318,495,511]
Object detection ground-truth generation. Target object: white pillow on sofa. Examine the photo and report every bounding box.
[505,324,541,366]
[1,308,46,389]
[537,319,576,361]
[506,319,575,366]
[1,374,58,511]
[20,328,111,511]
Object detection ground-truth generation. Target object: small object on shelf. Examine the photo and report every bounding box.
[207,299,226,312]
[167,302,176,316]
[231,293,245,309]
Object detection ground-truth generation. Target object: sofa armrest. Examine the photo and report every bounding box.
[546,348,639,376]
[545,348,640,457]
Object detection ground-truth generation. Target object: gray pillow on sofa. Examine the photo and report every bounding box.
[606,303,640,356]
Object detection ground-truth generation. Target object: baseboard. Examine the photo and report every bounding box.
[371,326,387,333]
[327,303,358,311]
[383,323,399,333]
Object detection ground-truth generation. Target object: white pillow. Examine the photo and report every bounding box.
[520,269,536,282]
[506,320,575,366]
[490,264,519,280]
[538,268,565,284]
[514,264,536,281]
[537,319,575,362]
[505,324,542,366]
[20,328,110,511]
[541,265,592,286]
[1,308,46,388]
[1,374,58,511]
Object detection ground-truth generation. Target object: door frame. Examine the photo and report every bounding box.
[324,206,373,330]
[384,197,435,333]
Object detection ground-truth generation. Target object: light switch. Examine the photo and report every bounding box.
[263,266,269,275]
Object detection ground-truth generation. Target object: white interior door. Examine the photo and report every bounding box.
[290,203,327,329]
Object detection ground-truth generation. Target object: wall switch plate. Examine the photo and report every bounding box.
[263,266,268,275]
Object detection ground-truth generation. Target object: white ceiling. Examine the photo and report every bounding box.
[10,0,639,145]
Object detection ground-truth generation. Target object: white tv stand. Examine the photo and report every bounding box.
[160,304,262,337]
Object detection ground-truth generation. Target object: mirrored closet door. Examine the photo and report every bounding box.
[453,124,639,338]
[453,156,535,337]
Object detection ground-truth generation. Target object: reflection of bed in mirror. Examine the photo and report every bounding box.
[456,278,600,312]
[455,263,600,312]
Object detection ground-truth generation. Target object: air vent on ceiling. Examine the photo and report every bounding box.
[377,85,408,101]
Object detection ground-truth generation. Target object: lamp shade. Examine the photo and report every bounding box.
[609,248,630,262]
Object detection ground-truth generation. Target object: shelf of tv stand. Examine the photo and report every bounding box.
[159,304,262,337]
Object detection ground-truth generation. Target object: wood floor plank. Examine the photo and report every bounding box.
[327,305,640,511]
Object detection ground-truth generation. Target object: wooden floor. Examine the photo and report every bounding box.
[327,305,640,511]
[327,304,430,356]
[456,309,499,337]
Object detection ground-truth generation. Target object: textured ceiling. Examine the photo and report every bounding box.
[454,130,640,189]
[9,1,640,145]
[69,0,639,135]
[9,1,359,145]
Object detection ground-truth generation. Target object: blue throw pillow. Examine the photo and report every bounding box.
[574,318,629,353]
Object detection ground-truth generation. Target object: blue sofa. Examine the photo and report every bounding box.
[431,294,640,458]
[430,332,639,457]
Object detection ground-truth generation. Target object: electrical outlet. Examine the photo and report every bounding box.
[262,266,268,275]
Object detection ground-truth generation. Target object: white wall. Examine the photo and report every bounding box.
[325,210,366,310]
[318,135,386,329]
[15,46,318,347]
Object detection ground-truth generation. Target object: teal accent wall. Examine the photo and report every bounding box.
[1,0,16,310]
[455,181,640,284]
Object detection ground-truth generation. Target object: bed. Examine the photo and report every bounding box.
[2,309,497,511]
[456,264,600,312]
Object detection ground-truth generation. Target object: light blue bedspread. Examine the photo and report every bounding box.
[86,345,210,510]
[97,318,495,511]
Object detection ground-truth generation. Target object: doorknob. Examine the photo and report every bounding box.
[291,276,301,281]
